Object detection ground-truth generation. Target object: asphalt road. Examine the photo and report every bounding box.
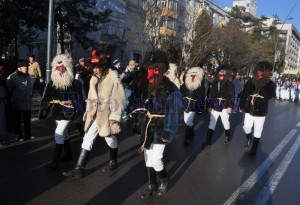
[1,99,300,205]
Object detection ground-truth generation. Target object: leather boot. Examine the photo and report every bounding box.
[157,168,170,196]
[249,137,260,155]
[202,129,214,149]
[46,144,63,170]
[245,133,253,152]
[102,148,118,172]
[140,167,157,199]
[62,148,90,178]
[224,129,231,144]
[183,126,193,146]
[59,139,73,161]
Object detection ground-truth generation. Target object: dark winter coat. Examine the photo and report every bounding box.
[7,71,32,110]
[139,77,181,149]
[38,80,83,120]
[180,82,206,113]
[207,80,235,111]
[239,78,275,116]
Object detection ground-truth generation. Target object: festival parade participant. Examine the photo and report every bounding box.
[239,61,275,155]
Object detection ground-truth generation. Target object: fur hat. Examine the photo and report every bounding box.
[254,61,272,72]
[143,50,169,69]
[113,59,120,66]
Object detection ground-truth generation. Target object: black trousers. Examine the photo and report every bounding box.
[13,110,32,140]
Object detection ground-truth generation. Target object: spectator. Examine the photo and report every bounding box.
[28,55,44,96]
[7,61,34,141]
[232,72,242,111]
[111,59,121,75]
[120,60,139,116]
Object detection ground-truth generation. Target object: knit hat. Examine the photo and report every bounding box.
[113,59,120,66]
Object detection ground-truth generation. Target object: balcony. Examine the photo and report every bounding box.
[161,8,178,19]
[159,26,176,37]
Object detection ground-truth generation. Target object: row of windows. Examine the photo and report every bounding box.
[157,0,178,11]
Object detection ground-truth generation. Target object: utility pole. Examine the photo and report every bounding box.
[46,0,54,84]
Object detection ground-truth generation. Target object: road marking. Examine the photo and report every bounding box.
[223,129,297,205]
[255,136,300,205]
[297,122,300,127]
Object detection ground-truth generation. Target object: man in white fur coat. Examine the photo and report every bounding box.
[63,50,126,178]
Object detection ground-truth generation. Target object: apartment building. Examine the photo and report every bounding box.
[18,0,231,68]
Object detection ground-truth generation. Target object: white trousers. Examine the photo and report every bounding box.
[144,144,166,172]
[184,111,196,127]
[209,109,230,130]
[55,120,70,144]
[243,113,266,138]
[81,121,118,151]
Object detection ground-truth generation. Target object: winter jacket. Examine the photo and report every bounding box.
[7,71,32,110]
[207,80,235,111]
[38,79,83,120]
[239,78,275,116]
[180,82,206,113]
[139,77,181,149]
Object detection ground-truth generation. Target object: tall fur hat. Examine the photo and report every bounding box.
[253,61,272,72]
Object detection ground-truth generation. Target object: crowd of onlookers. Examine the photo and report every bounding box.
[275,76,300,103]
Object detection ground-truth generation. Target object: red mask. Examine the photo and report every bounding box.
[56,65,66,77]
[147,68,159,83]
[191,75,196,82]
[257,71,263,79]
[219,75,224,81]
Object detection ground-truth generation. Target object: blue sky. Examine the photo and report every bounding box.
[215,0,300,31]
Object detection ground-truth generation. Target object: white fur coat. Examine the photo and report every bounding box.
[83,69,126,137]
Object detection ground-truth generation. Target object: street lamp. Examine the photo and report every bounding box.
[272,2,299,78]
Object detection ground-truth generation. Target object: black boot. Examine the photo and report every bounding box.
[102,148,118,172]
[46,144,63,170]
[183,126,193,146]
[157,169,170,196]
[140,167,157,199]
[245,133,253,152]
[202,129,214,149]
[62,148,90,178]
[249,137,260,155]
[224,129,231,144]
[59,139,73,161]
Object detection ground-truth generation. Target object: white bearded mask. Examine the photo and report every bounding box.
[185,67,204,91]
[51,53,74,90]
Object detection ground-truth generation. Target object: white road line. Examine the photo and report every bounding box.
[255,136,300,205]
[297,122,300,127]
[223,129,297,205]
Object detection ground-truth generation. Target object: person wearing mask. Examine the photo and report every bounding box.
[202,65,235,149]
[38,53,83,170]
[239,61,276,155]
[135,50,181,199]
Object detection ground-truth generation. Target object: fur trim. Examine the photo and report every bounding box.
[51,54,74,90]
[185,67,204,91]
[110,122,121,135]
